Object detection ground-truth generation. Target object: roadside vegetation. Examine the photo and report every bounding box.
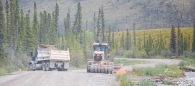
[179,58,195,67]
[133,64,184,77]
[116,74,157,86]
[114,59,148,66]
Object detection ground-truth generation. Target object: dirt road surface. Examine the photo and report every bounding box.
[0,70,118,86]
[0,59,181,86]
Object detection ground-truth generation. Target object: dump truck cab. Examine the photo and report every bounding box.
[92,43,109,62]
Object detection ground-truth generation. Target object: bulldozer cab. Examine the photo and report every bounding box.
[93,43,109,61]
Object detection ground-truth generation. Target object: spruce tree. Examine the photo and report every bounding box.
[0,0,5,57]
[129,32,132,50]
[15,0,21,52]
[192,18,195,52]
[112,28,114,48]
[10,0,15,49]
[19,9,26,52]
[121,31,124,49]
[145,35,154,55]
[101,5,105,42]
[77,3,82,46]
[83,32,87,58]
[133,23,136,47]
[55,2,59,29]
[96,8,101,42]
[93,13,96,40]
[50,12,57,45]
[177,23,182,56]
[108,25,111,46]
[66,8,70,30]
[169,25,176,56]
[14,0,19,39]
[143,31,146,48]
[138,36,141,50]
[32,1,38,44]
[39,12,43,43]
[5,0,10,44]
[65,8,70,39]
[126,28,130,50]
[26,10,35,54]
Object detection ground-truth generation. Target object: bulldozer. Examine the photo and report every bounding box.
[87,43,121,74]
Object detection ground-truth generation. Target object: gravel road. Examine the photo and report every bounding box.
[0,70,119,86]
[0,59,183,86]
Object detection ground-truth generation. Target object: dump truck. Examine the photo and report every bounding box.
[28,44,70,71]
[87,43,122,74]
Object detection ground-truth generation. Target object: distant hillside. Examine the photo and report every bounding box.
[3,0,195,31]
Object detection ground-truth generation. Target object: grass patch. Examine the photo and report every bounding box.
[116,74,157,86]
[133,64,184,77]
[114,59,149,66]
[162,80,175,85]
[136,80,157,86]
[179,58,195,67]
[116,74,134,86]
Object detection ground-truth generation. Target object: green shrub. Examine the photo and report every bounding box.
[116,74,134,86]
[124,50,133,58]
[4,64,19,73]
[183,51,195,58]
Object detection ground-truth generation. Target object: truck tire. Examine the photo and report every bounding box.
[57,68,61,71]
[100,66,104,73]
[94,66,97,73]
[28,64,33,71]
[87,62,90,73]
[108,67,113,74]
[90,66,95,73]
[42,62,46,71]
[104,67,108,74]
[97,66,101,73]
[46,62,51,71]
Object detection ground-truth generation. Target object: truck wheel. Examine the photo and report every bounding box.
[97,66,101,73]
[46,62,51,71]
[87,62,90,73]
[94,66,97,73]
[28,64,33,71]
[57,68,61,71]
[104,67,108,74]
[42,62,46,71]
[90,66,94,73]
[100,66,104,73]
[108,67,113,74]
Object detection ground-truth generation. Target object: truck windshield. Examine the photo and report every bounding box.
[93,45,106,52]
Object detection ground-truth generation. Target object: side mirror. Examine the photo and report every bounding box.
[30,52,33,57]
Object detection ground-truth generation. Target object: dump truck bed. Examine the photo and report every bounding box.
[36,44,70,62]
